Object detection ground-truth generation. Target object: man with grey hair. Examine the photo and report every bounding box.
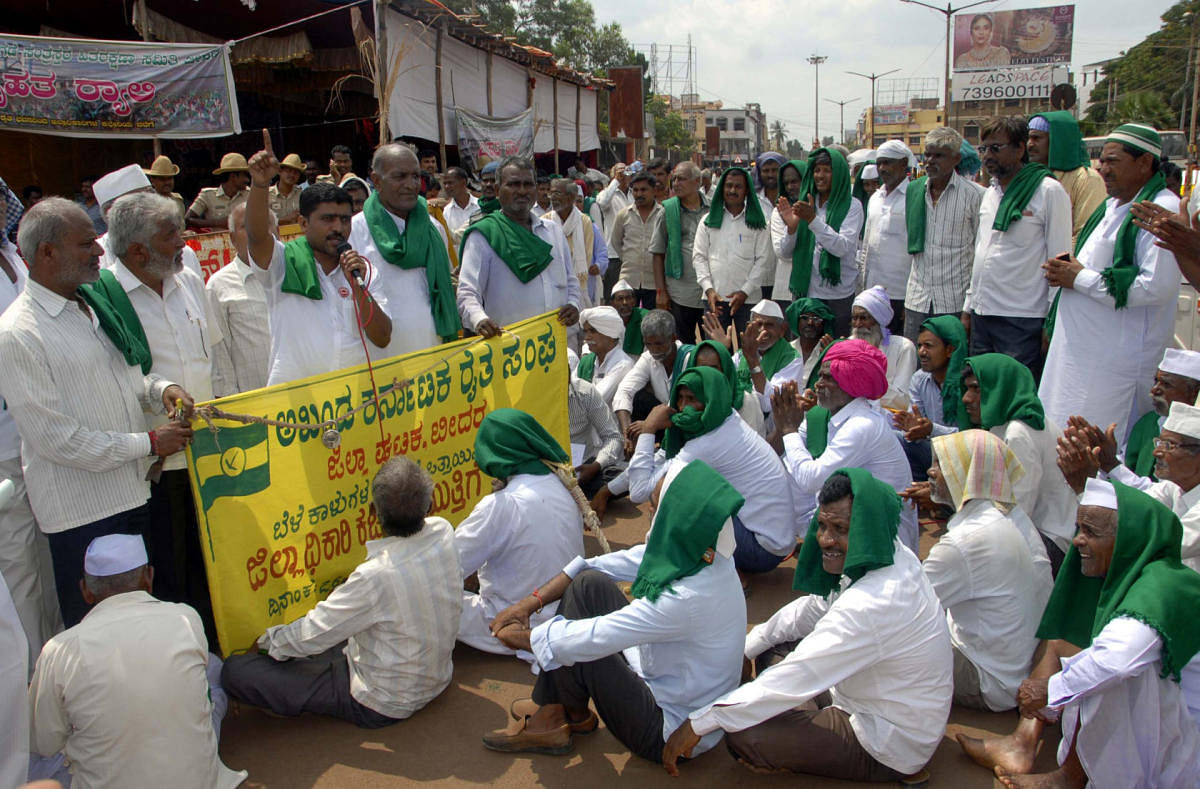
[544,177,600,309]
[93,163,203,278]
[902,126,984,343]
[457,156,579,338]
[651,161,709,343]
[612,309,688,450]
[103,191,219,642]
[0,198,193,627]
[221,457,462,727]
[206,202,275,396]
[28,533,246,788]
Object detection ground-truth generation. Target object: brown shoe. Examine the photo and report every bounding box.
[509,699,599,734]
[482,720,574,755]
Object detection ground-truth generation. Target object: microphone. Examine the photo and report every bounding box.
[336,241,366,290]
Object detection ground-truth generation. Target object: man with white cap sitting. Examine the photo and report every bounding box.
[93,164,202,278]
[861,140,912,333]
[575,305,634,406]
[715,299,795,417]
[850,285,917,411]
[186,153,250,230]
[28,534,246,789]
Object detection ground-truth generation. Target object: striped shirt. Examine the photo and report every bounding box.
[904,172,984,314]
[568,377,622,468]
[0,280,171,533]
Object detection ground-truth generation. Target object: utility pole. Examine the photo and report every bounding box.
[824,97,860,147]
[808,54,828,146]
[848,69,899,148]
[899,0,997,130]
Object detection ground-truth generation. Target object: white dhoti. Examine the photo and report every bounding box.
[0,457,61,669]
[458,591,557,667]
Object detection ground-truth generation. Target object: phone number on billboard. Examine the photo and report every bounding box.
[959,84,1050,100]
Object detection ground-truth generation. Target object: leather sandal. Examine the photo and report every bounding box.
[482,720,574,755]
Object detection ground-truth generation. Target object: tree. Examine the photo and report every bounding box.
[769,120,788,151]
[648,95,695,156]
[1108,91,1177,130]
[785,139,806,159]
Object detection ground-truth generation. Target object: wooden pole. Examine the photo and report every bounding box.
[375,0,389,144]
[435,23,447,172]
[575,84,581,157]
[552,77,560,174]
[486,51,494,115]
[526,67,534,108]
[137,0,162,157]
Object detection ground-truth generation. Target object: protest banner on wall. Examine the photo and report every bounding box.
[186,223,303,282]
[454,106,534,174]
[185,312,568,654]
[0,33,240,138]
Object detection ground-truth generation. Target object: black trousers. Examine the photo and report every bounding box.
[45,503,150,626]
[532,570,666,762]
[148,469,218,650]
[967,313,1045,381]
[826,295,855,339]
[670,302,704,345]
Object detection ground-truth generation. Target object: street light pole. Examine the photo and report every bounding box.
[808,54,828,146]
[900,0,997,130]
[824,97,860,147]
[848,69,900,148]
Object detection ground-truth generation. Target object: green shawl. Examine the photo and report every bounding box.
[473,408,568,478]
[631,459,744,602]
[576,352,596,382]
[801,338,847,457]
[905,175,929,254]
[1032,111,1089,171]
[662,366,733,458]
[792,467,900,597]
[778,160,811,269]
[920,315,970,429]
[1037,481,1200,679]
[704,167,766,230]
[460,212,553,284]
[280,237,323,300]
[77,269,152,374]
[789,148,852,298]
[736,337,797,393]
[478,196,501,214]
[662,196,685,278]
[670,342,696,391]
[785,297,836,338]
[1125,411,1161,480]
[622,307,647,355]
[362,192,461,341]
[688,339,746,410]
[992,162,1052,231]
[964,353,1046,431]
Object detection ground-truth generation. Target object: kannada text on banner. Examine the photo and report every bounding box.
[0,34,240,138]
[184,313,569,654]
[187,224,303,282]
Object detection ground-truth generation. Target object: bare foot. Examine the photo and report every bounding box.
[956,731,1037,774]
[995,766,1074,788]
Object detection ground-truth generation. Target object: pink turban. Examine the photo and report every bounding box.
[824,339,888,400]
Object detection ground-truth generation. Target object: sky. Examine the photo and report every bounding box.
[593,0,1179,143]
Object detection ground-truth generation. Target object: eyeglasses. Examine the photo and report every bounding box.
[1152,437,1200,452]
[976,142,1017,155]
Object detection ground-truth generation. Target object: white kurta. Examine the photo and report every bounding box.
[992,418,1078,552]
[575,345,633,407]
[881,335,918,411]
[1040,188,1181,446]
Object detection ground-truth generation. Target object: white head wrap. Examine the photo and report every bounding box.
[875,139,913,166]
[750,299,784,322]
[853,286,893,328]
[846,148,876,168]
[1159,348,1200,383]
[84,534,148,576]
[579,306,625,340]
[861,164,879,180]
[1164,401,1200,441]
[1080,478,1118,512]
[94,164,151,209]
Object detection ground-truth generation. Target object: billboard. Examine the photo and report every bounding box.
[952,66,1054,103]
[952,5,1074,71]
[873,104,910,126]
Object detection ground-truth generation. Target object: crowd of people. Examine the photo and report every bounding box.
[1,110,1200,789]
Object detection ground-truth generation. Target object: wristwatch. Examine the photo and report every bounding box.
[749,365,763,375]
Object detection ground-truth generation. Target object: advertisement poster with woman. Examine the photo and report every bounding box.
[953,6,1074,71]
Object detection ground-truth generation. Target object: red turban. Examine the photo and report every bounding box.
[824,339,888,400]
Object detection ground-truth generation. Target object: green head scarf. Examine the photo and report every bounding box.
[920,315,970,428]
[964,353,1046,431]
[1030,111,1089,172]
[631,460,745,602]
[662,366,734,459]
[1037,481,1200,679]
[688,340,747,410]
[473,408,568,478]
[793,467,900,597]
[786,297,836,339]
[704,167,766,230]
[789,147,852,298]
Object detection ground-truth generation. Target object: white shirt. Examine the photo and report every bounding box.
[206,257,270,396]
[784,398,919,552]
[442,194,480,239]
[531,544,746,756]
[964,175,1073,318]
[107,260,217,472]
[924,499,1053,710]
[260,239,390,386]
[693,207,770,303]
[576,344,634,407]
[771,197,864,299]
[28,591,246,789]
[0,241,28,461]
[612,342,681,414]
[905,172,983,314]
[454,474,584,620]
[350,208,447,358]
[881,335,918,411]
[595,181,632,248]
[992,418,1077,551]
[99,233,204,280]
[0,566,27,789]
[263,518,462,719]
[1129,474,1200,573]
[0,280,169,532]
[627,412,800,554]
[456,212,580,330]
[690,543,953,775]
[568,378,623,469]
[863,178,911,298]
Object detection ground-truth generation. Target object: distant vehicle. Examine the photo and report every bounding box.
[1084,129,1187,165]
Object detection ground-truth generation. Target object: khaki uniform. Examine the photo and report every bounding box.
[168,192,187,225]
[316,172,359,186]
[268,184,301,222]
[188,186,247,227]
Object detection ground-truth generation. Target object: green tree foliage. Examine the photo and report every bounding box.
[785,139,807,159]
[769,120,788,151]
[647,95,695,155]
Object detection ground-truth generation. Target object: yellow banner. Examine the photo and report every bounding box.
[184,312,569,654]
[185,223,303,282]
